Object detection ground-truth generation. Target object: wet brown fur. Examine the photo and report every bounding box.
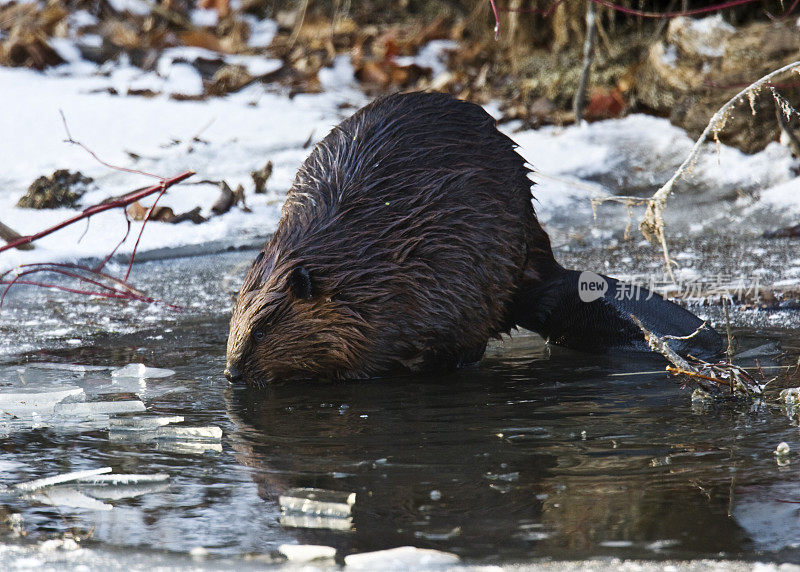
[227,92,561,386]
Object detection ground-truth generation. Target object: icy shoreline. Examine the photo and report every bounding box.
[2,34,800,273]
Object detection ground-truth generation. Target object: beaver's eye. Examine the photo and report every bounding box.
[252,329,266,342]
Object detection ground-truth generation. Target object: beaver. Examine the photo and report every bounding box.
[226,92,721,385]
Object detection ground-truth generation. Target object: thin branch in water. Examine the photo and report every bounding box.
[631,314,763,397]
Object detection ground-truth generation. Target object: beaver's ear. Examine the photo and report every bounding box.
[288,266,313,299]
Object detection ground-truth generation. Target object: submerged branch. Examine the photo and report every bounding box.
[631,314,763,398]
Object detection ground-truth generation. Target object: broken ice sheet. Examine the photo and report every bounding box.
[21,478,170,510]
[111,363,175,379]
[0,387,84,416]
[278,544,336,562]
[154,425,222,441]
[25,487,113,511]
[152,441,223,455]
[26,363,113,373]
[74,473,169,485]
[109,422,223,454]
[11,468,170,510]
[53,400,146,416]
[77,481,170,501]
[279,488,356,518]
[109,415,184,430]
[108,424,221,442]
[279,514,354,532]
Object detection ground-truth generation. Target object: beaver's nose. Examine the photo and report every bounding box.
[224,364,241,383]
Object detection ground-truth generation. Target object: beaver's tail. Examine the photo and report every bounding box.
[513,269,723,359]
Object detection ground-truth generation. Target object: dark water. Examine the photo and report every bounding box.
[1,252,800,566]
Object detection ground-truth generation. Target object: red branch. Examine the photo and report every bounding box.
[494,0,766,20]
[587,0,761,18]
[0,171,194,254]
[489,0,500,39]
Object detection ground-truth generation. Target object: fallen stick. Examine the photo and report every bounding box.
[13,467,112,492]
[0,221,34,251]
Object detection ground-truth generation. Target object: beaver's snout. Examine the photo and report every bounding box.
[224,363,242,383]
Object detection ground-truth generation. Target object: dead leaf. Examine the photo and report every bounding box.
[126,202,176,222]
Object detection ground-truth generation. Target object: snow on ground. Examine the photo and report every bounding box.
[1,25,800,273]
[0,49,365,269]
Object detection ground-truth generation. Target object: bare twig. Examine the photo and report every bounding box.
[630,314,692,370]
[1,115,195,312]
[573,0,598,126]
[590,61,800,282]
[631,314,763,397]
[60,111,163,180]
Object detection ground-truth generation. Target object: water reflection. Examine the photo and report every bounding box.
[2,323,798,563]
[225,335,790,560]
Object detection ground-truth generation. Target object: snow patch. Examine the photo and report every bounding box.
[190,8,218,28]
[244,15,278,49]
[106,0,151,17]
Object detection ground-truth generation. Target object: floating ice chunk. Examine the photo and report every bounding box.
[279,544,336,562]
[0,388,84,415]
[154,441,223,455]
[14,467,112,492]
[54,400,146,416]
[27,487,113,511]
[344,547,459,569]
[279,488,355,518]
[14,469,169,509]
[154,425,222,441]
[109,416,184,430]
[27,363,112,372]
[48,414,111,433]
[80,482,170,501]
[74,473,169,485]
[111,364,175,379]
[108,424,222,453]
[735,342,783,359]
[279,514,353,531]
